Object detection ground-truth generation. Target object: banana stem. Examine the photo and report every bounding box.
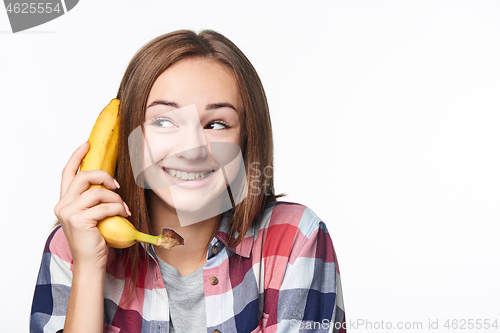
[134,232,159,245]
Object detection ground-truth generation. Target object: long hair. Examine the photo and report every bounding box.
[114,29,282,285]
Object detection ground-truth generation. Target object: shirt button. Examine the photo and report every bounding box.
[213,330,221,333]
[210,276,219,285]
[211,245,218,255]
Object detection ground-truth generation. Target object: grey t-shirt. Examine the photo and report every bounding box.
[155,255,207,332]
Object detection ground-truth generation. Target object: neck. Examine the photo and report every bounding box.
[146,190,221,276]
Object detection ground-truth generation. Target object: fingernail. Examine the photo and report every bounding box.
[113,179,120,189]
[79,139,89,147]
[123,202,131,216]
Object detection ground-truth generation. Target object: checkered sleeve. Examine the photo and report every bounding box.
[30,226,72,333]
[262,206,346,333]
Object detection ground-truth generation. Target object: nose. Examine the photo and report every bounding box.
[177,144,208,161]
[175,125,209,161]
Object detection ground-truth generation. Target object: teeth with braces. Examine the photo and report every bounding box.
[165,168,212,181]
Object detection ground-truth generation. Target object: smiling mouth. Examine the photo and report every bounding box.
[163,168,213,181]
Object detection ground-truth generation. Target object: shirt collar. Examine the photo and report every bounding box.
[214,211,254,258]
[138,211,256,259]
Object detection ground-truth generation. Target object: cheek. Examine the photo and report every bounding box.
[144,132,176,165]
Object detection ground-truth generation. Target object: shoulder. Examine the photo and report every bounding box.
[255,201,324,239]
[31,226,73,329]
[252,201,335,262]
[34,226,74,286]
[43,225,73,265]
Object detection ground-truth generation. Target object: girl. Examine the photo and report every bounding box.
[30,29,346,333]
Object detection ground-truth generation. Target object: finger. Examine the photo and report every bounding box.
[78,186,127,210]
[74,202,130,226]
[58,186,125,219]
[62,170,119,203]
[56,170,120,217]
[60,141,89,199]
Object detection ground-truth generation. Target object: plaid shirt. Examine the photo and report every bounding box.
[31,201,346,332]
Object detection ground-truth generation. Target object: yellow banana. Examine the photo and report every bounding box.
[80,99,120,177]
[80,99,183,249]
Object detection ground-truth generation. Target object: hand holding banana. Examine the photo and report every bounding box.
[55,100,183,253]
[80,99,183,249]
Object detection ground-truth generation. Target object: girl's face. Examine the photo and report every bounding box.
[140,57,246,225]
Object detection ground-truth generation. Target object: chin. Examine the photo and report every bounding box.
[166,190,234,226]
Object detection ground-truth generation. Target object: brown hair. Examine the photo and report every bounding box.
[114,29,282,283]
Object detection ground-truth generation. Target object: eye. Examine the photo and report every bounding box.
[206,120,230,130]
[150,117,175,128]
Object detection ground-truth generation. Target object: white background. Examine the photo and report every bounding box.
[1,1,499,332]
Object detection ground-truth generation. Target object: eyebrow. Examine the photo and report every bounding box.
[147,100,238,112]
[147,100,179,109]
[206,102,238,112]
